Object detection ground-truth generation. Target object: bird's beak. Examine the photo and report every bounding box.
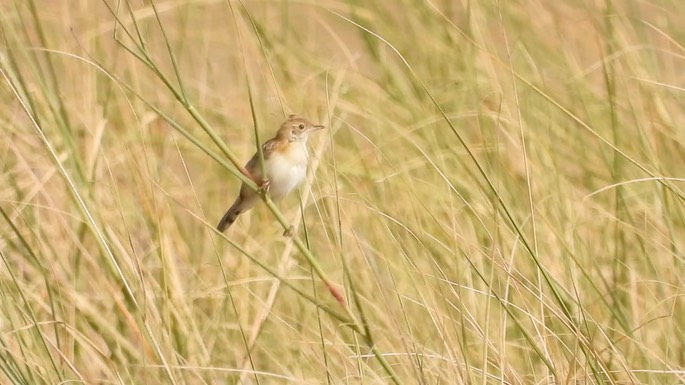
[313,124,325,130]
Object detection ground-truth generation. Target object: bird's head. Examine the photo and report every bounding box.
[276,114,325,143]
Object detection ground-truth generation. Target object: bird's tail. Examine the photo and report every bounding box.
[217,200,244,232]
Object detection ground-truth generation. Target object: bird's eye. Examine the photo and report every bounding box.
[298,124,305,130]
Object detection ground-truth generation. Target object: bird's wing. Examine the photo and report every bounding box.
[244,138,279,178]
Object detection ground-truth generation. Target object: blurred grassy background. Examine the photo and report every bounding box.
[1,0,684,384]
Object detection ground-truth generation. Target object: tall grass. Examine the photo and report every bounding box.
[1,1,684,384]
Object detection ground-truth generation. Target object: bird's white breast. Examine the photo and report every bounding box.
[265,142,308,201]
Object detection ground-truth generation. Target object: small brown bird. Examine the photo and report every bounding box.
[217,115,325,232]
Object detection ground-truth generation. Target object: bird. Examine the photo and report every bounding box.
[217,114,325,232]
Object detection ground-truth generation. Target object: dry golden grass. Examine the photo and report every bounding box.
[1,1,684,384]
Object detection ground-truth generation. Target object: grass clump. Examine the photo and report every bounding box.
[1,1,684,384]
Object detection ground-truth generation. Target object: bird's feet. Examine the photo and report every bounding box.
[282,225,295,237]
[257,178,271,194]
